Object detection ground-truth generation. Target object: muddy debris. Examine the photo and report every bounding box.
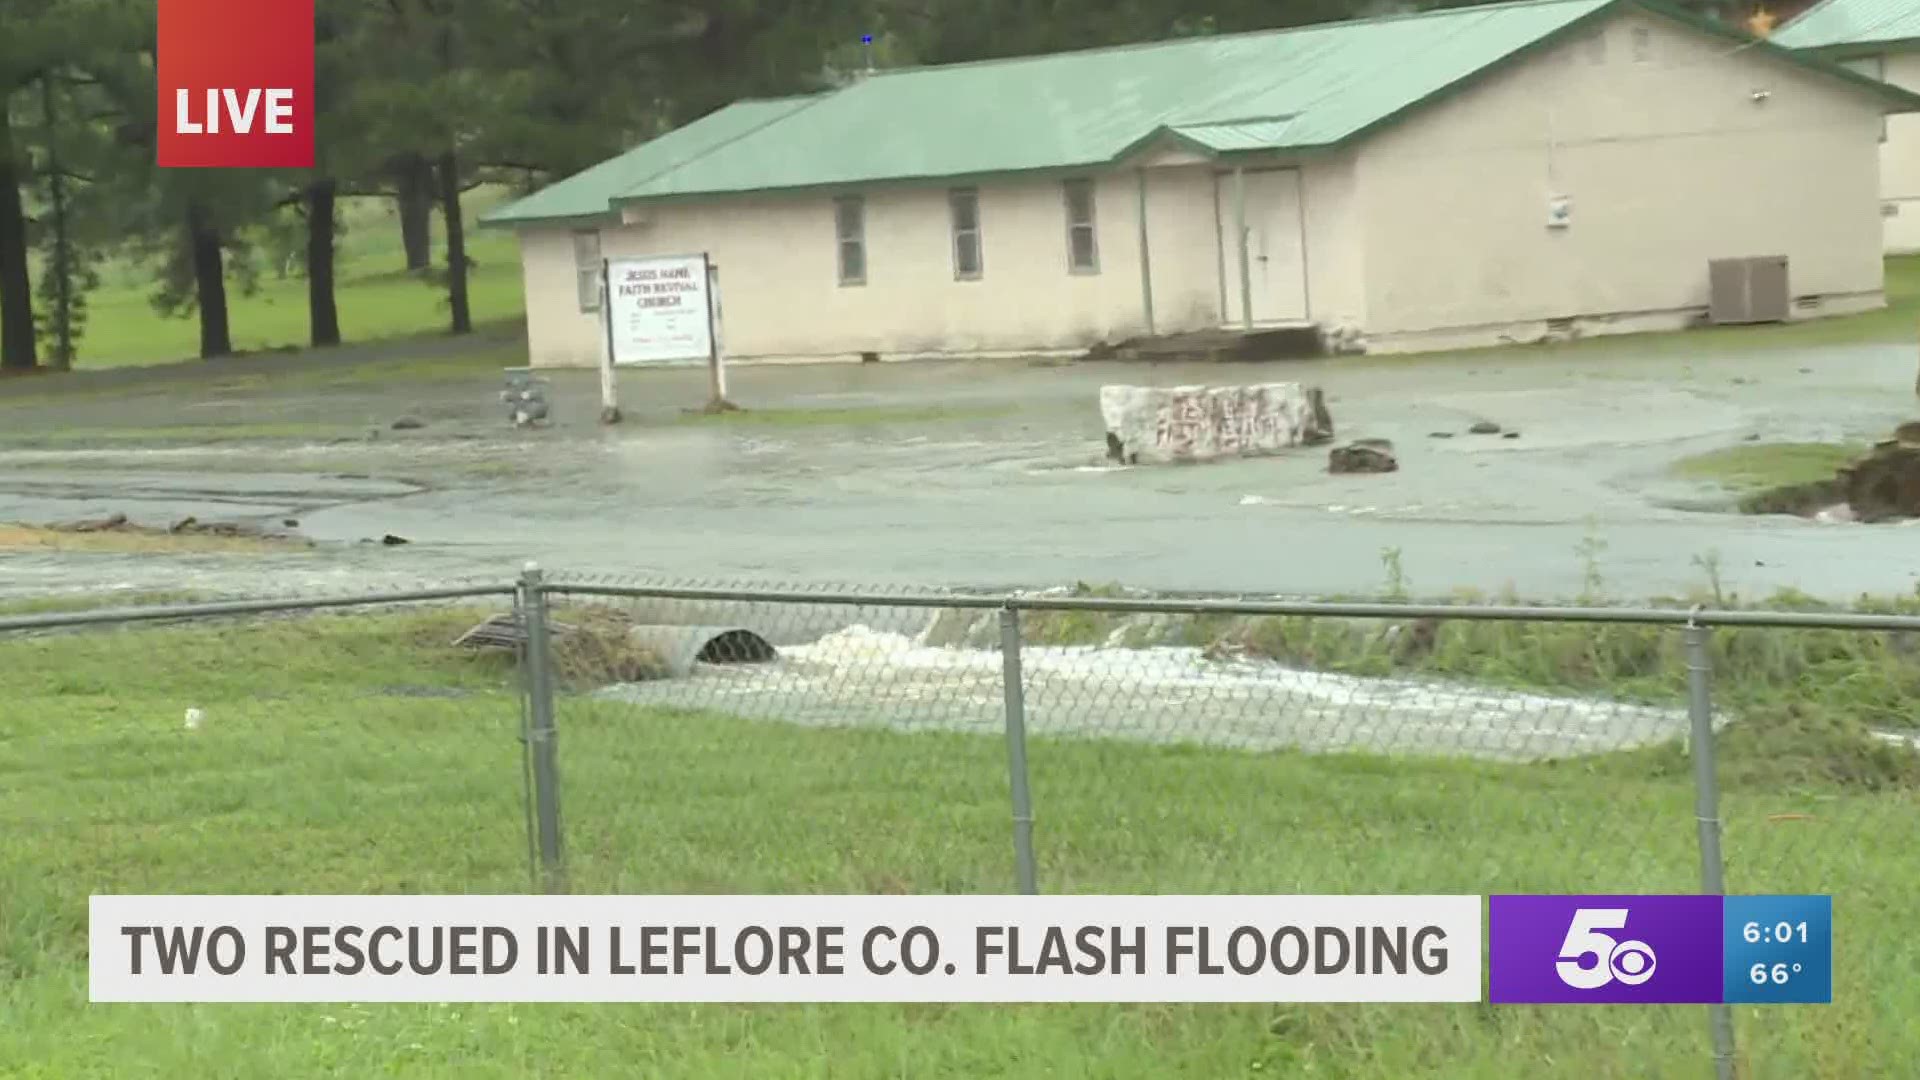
[1839,441,1920,522]
[60,513,129,532]
[59,511,281,539]
[161,516,288,539]
[1741,480,1843,518]
[33,512,300,545]
[1739,422,1920,521]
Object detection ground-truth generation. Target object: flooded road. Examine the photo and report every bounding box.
[3,336,1917,603]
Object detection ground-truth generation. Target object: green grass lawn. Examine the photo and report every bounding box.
[2,189,524,372]
[1671,442,1868,493]
[1,608,1912,1078]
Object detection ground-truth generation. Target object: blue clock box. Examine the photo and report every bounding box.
[1722,895,1832,1005]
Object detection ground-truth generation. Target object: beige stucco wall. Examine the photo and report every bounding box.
[517,228,604,368]
[520,168,1236,367]
[1867,50,1920,253]
[1300,150,1366,345]
[1354,9,1888,348]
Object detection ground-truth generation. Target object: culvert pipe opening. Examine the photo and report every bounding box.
[696,628,778,664]
[623,625,780,679]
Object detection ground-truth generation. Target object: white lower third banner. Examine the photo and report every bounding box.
[89,894,1482,1003]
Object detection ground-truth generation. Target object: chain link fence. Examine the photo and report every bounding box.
[537,572,1919,1079]
[0,581,537,910]
[4,566,1915,1077]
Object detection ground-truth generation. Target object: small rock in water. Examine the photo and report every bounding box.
[1501,431,1520,440]
[1428,431,1454,439]
[1468,421,1502,435]
[392,417,426,430]
[381,533,410,546]
[1328,438,1398,474]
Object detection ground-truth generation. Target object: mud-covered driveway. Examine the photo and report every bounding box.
[3,331,1916,602]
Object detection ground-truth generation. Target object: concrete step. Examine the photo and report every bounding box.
[1085,326,1323,363]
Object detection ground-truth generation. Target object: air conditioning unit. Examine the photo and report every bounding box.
[1707,256,1790,325]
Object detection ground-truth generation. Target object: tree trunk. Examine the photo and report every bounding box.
[306,178,340,347]
[40,76,74,370]
[437,148,471,335]
[186,200,232,359]
[396,155,433,272]
[0,108,37,372]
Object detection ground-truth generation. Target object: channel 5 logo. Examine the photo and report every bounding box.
[157,0,315,168]
[1553,908,1657,988]
[1489,895,1723,1004]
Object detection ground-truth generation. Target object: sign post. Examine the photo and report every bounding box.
[704,260,737,413]
[596,258,620,424]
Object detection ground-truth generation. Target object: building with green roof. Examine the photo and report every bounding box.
[1776,0,1920,252]
[485,0,1918,367]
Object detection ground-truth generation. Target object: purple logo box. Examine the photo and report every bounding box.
[1490,895,1723,1004]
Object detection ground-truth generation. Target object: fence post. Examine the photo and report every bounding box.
[520,562,566,893]
[999,606,1039,895]
[1686,619,1737,1080]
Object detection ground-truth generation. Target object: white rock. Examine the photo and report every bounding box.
[184,708,204,731]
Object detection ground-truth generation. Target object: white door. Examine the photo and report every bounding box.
[1217,169,1308,325]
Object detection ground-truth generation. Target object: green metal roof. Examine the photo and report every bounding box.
[1774,0,1920,52]
[1166,117,1304,154]
[615,0,1622,202]
[479,96,816,225]
[487,0,1920,226]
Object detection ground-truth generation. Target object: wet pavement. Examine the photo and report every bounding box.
[3,334,1918,603]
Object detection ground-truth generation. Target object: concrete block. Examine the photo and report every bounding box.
[1100,383,1333,465]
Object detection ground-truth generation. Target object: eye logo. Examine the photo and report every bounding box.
[1554,908,1659,990]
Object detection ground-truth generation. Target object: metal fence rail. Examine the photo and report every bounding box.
[5,563,1915,1078]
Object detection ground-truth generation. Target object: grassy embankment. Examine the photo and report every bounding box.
[1,586,1914,1077]
[1669,441,1872,515]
